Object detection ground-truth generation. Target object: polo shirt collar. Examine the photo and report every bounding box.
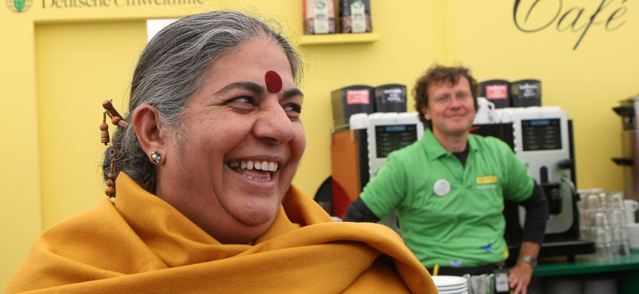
[420,129,480,160]
[420,129,448,160]
[467,132,481,153]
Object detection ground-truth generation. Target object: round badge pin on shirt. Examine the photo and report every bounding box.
[434,179,451,196]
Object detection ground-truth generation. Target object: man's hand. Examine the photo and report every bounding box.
[508,260,533,294]
[508,241,540,294]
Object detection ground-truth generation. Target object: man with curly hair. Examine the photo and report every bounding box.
[346,64,549,294]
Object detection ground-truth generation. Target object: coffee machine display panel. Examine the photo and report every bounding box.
[367,112,424,179]
[374,124,419,158]
[521,119,562,151]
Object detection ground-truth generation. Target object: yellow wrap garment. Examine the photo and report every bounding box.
[5,173,437,293]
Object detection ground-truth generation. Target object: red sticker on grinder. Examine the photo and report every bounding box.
[265,71,282,93]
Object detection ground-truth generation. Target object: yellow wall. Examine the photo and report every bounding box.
[441,0,639,194]
[1,0,637,290]
[35,20,148,227]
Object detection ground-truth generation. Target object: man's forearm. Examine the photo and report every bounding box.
[518,242,541,261]
[344,197,381,223]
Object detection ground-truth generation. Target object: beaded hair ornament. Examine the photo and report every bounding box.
[100,100,128,198]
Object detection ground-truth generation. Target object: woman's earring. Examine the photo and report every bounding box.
[151,150,162,163]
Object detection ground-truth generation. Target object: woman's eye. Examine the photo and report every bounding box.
[226,96,256,113]
[284,104,302,114]
[230,97,253,104]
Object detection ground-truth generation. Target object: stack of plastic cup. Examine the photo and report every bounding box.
[608,193,631,257]
[578,194,590,240]
[593,212,613,260]
[578,189,605,241]
[578,191,631,259]
[581,194,605,242]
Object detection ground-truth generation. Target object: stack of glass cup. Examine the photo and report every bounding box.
[578,191,631,259]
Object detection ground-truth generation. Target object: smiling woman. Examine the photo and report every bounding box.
[5,10,436,294]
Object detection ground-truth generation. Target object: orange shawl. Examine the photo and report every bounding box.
[5,173,436,293]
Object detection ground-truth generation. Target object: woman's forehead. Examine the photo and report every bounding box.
[204,40,294,91]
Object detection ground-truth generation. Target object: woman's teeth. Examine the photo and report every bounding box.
[228,160,277,182]
[228,160,278,172]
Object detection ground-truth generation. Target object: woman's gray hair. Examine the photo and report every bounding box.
[104,10,303,193]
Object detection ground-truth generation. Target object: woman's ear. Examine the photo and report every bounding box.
[133,104,166,161]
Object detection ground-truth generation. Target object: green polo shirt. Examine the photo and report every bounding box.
[360,129,533,268]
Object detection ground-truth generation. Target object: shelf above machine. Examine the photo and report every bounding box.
[298,32,381,46]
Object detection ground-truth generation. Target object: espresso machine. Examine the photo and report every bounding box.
[473,101,593,261]
[330,112,423,234]
[612,94,639,205]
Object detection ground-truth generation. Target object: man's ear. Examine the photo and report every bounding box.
[422,105,431,121]
[133,104,166,160]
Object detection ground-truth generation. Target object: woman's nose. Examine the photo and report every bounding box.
[253,99,294,144]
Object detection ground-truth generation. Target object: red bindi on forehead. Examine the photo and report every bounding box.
[265,71,283,93]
